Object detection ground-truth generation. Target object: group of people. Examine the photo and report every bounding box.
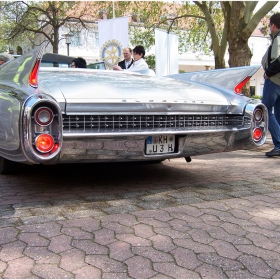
[71,45,149,72]
[113,45,149,72]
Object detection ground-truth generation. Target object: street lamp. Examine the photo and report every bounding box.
[63,33,73,56]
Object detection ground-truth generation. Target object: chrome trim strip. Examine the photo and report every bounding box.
[62,114,250,134]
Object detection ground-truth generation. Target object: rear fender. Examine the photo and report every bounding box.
[168,66,260,94]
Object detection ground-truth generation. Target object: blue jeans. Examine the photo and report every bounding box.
[262,79,280,149]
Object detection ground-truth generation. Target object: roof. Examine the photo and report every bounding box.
[42,53,75,64]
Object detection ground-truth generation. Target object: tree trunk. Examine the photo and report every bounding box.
[228,38,252,96]
[52,28,59,54]
[215,55,226,69]
[228,39,252,67]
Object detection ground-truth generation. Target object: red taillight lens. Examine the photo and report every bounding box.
[29,60,40,88]
[254,109,263,122]
[234,76,251,94]
[35,134,54,153]
[253,128,263,141]
[34,107,54,126]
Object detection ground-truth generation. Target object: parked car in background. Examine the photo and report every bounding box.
[0,46,267,174]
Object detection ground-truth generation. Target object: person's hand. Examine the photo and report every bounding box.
[264,74,270,79]
[113,65,122,71]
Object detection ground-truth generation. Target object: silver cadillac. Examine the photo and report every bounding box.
[0,46,267,174]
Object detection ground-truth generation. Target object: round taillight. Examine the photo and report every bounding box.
[254,109,263,122]
[253,127,263,141]
[34,107,54,126]
[35,134,54,153]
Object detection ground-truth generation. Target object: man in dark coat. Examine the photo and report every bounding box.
[118,48,133,70]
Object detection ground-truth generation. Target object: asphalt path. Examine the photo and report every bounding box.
[0,137,280,278]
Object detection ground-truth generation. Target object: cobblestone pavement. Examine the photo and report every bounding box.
[0,138,280,278]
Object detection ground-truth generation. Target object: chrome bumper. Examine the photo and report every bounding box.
[58,128,258,163]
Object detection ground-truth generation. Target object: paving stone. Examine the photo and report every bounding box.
[195,263,227,279]
[188,220,223,231]
[85,255,127,273]
[103,222,133,234]
[103,205,142,215]
[60,248,85,272]
[137,217,171,228]
[4,256,34,278]
[0,217,22,228]
[116,233,151,247]
[150,273,172,278]
[266,259,280,270]
[250,216,278,230]
[188,229,214,244]
[32,263,74,278]
[238,254,276,278]
[93,228,116,245]
[0,240,26,262]
[100,214,138,227]
[24,246,61,264]
[63,209,106,219]
[72,239,108,255]
[225,269,263,279]
[273,271,280,279]
[0,260,7,274]
[197,252,244,271]
[61,227,93,240]
[126,256,157,278]
[236,244,280,260]
[108,241,134,261]
[194,201,230,211]
[209,227,252,245]
[199,213,221,223]
[58,218,100,232]
[154,262,200,278]
[2,146,280,278]
[132,246,173,263]
[220,222,247,236]
[133,223,155,238]
[0,227,18,244]
[136,200,176,210]
[173,238,216,253]
[20,214,65,224]
[132,209,173,222]
[18,232,49,247]
[246,232,277,250]
[206,211,256,227]
[154,227,189,239]
[172,247,202,270]
[73,265,102,279]
[102,272,128,279]
[167,218,191,232]
[168,212,200,223]
[18,222,62,238]
[149,234,176,252]
[48,234,73,253]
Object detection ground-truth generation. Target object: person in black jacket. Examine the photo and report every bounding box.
[71,57,87,68]
[261,13,280,157]
[118,48,133,70]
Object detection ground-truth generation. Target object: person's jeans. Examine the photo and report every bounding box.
[262,79,280,149]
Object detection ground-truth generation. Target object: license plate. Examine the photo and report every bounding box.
[146,135,175,155]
